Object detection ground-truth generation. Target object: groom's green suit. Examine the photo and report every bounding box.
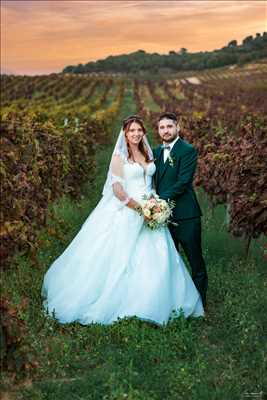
[153,138,208,307]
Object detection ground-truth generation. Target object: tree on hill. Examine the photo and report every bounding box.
[62,32,267,74]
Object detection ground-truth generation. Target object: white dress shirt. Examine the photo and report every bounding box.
[163,136,180,163]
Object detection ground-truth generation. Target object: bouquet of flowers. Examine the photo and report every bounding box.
[141,192,176,230]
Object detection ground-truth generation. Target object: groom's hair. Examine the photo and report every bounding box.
[158,112,178,123]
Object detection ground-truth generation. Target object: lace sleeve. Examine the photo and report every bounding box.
[110,154,130,205]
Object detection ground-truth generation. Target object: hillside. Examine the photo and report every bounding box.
[62,32,267,74]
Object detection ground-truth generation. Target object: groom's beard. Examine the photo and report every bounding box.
[162,134,179,143]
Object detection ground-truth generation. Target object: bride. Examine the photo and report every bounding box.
[42,115,204,325]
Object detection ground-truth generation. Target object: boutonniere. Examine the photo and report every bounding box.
[168,154,176,168]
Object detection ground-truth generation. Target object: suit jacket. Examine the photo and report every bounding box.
[153,138,202,220]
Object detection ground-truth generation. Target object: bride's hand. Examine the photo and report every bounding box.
[126,198,142,214]
[143,209,153,221]
[144,214,152,221]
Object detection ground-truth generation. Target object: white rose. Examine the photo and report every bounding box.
[143,209,151,218]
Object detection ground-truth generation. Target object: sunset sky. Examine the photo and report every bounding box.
[1,0,267,75]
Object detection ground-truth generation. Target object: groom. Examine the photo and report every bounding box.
[153,112,208,308]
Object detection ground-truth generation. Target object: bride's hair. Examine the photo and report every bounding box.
[123,116,150,162]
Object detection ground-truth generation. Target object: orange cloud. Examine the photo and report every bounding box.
[1,0,266,75]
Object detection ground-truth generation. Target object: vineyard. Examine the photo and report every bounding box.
[1,74,125,266]
[134,63,267,254]
[1,61,267,399]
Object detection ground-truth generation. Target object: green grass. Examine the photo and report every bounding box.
[139,84,161,112]
[102,82,121,109]
[1,86,267,399]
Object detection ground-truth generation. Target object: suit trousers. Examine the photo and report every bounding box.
[168,217,208,307]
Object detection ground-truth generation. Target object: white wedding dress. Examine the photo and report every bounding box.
[42,161,204,325]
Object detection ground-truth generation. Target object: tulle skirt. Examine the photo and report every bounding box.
[42,195,204,325]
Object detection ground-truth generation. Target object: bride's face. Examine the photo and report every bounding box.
[125,122,144,146]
